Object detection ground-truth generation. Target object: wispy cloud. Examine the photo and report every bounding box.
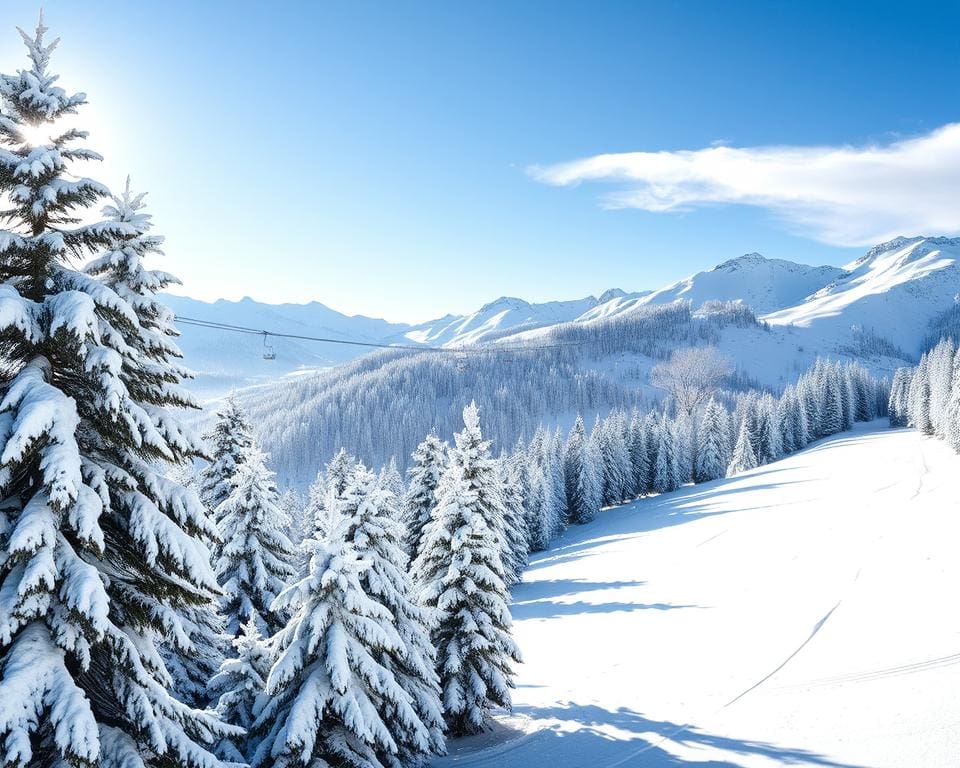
[530,124,960,247]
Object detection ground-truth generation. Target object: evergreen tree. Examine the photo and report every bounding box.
[342,465,446,766]
[0,17,234,766]
[908,354,933,435]
[253,498,411,768]
[379,456,406,500]
[694,399,730,483]
[500,451,530,585]
[210,618,272,763]
[727,418,759,476]
[888,368,912,427]
[201,395,253,512]
[651,418,675,494]
[215,444,297,637]
[402,431,447,563]
[308,447,357,539]
[410,404,521,736]
[564,415,600,524]
[626,409,649,498]
[754,394,781,465]
[599,412,630,505]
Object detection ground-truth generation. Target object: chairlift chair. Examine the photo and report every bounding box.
[262,331,276,360]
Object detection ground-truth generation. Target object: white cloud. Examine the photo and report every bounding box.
[530,124,960,247]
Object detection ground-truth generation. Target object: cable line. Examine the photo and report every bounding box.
[174,315,581,354]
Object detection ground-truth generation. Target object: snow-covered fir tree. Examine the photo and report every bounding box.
[564,415,601,524]
[402,431,447,563]
[499,450,530,585]
[341,464,446,765]
[888,367,912,427]
[201,395,253,512]
[210,618,272,763]
[215,443,297,637]
[694,399,730,483]
[252,495,414,768]
[727,418,759,476]
[379,456,406,501]
[308,446,357,539]
[651,417,675,494]
[0,16,235,766]
[410,403,521,736]
[626,409,649,498]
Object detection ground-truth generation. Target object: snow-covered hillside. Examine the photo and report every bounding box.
[403,292,640,346]
[765,236,960,354]
[436,421,960,768]
[630,252,844,315]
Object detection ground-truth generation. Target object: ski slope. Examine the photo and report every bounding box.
[435,421,960,767]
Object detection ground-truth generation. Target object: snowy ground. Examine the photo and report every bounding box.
[433,421,960,767]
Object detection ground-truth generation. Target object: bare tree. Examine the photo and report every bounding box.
[651,346,733,415]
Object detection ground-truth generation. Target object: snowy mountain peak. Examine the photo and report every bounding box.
[633,252,844,316]
[713,252,768,271]
[478,296,533,313]
[597,288,629,303]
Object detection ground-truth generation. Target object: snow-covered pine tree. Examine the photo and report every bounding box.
[252,494,410,768]
[727,418,759,476]
[564,415,600,524]
[500,450,530,585]
[546,428,568,538]
[215,444,297,637]
[411,403,521,736]
[626,409,648,499]
[754,394,781,465]
[888,368,912,427]
[599,412,630,505]
[306,446,357,540]
[379,456,406,500]
[908,353,933,434]
[651,417,675,494]
[402,431,447,563]
[210,618,272,763]
[340,463,446,766]
[0,16,235,766]
[85,175,230,710]
[522,426,548,549]
[819,364,845,437]
[693,399,729,483]
[943,379,960,453]
[672,410,694,486]
[523,459,549,552]
[201,395,253,512]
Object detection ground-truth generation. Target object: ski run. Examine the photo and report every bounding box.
[435,421,960,768]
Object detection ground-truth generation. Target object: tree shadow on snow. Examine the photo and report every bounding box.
[503,702,867,768]
[525,465,816,574]
[509,578,701,620]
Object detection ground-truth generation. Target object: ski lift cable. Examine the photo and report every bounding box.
[173,315,583,354]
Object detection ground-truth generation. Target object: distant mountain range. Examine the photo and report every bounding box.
[168,235,960,397]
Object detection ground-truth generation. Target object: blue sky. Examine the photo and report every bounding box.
[4,1,959,321]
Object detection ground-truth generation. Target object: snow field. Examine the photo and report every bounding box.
[435,421,960,767]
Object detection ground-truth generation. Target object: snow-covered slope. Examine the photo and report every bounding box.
[402,292,643,347]
[631,252,844,316]
[435,422,960,768]
[765,236,960,354]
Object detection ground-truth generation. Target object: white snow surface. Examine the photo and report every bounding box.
[764,236,960,353]
[624,253,844,317]
[434,421,960,768]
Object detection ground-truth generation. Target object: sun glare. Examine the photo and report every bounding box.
[18,121,56,148]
